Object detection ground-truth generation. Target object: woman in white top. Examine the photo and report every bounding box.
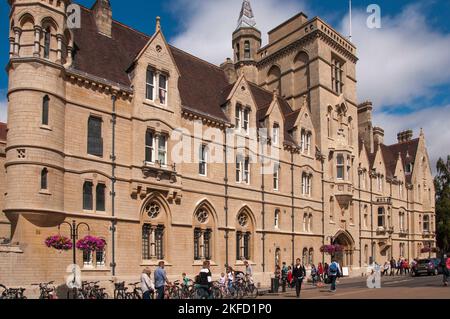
[141,268,155,300]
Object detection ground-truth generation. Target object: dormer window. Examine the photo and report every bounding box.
[406,163,413,174]
[273,123,280,145]
[235,104,250,134]
[146,68,156,101]
[300,129,312,155]
[159,73,168,105]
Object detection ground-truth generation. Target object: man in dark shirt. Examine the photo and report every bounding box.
[197,261,213,299]
[292,258,306,298]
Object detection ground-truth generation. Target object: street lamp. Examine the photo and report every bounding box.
[58,220,91,266]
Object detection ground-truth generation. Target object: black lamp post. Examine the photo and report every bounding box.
[58,220,91,266]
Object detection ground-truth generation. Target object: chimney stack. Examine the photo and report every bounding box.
[397,129,413,143]
[373,127,384,145]
[92,0,112,38]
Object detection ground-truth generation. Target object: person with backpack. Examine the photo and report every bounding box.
[311,264,318,287]
[441,255,450,287]
[293,258,306,298]
[281,262,289,292]
[328,258,341,293]
[197,261,213,299]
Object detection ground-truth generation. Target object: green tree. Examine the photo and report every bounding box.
[435,156,450,253]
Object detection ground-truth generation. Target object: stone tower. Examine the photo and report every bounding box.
[232,0,261,83]
[6,0,71,241]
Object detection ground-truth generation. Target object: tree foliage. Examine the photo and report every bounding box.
[434,156,450,253]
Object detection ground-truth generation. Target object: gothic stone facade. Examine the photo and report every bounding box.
[0,0,436,286]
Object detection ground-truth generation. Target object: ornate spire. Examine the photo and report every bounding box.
[237,0,257,30]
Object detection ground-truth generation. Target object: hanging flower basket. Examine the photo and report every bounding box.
[45,235,73,251]
[320,244,344,255]
[76,236,106,252]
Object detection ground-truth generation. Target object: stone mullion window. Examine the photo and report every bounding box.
[42,95,50,126]
[155,225,165,260]
[83,181,94,211]
[146,68,156,101]
[145,130,155,163]
[87,116,103,157]
[43,27,51,59]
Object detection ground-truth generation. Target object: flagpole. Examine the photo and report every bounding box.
[349,0,353,42]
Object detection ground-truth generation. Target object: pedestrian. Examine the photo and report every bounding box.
[227,266,235,295]
[141,267,155,300]
[273,265,281,293]
[390,258,396,276]
[441,254,450,287]
[287,266,293,288]
[403,259,410,275]
[292,258,306,298]
[328,258,341,293]
[382,262,389,276]
[281,262,289,292]
[323,263,329,283]
[311,264,318,286]
[154,261,170,299]
[244,260,254,284]
[197,261,213,299]
[396,258,402,276]
[318,262,324,282]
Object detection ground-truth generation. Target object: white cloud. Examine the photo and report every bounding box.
[341,5,450,109]
[170,0,307,65]
[374,106,450,172]
[0,99,7,123]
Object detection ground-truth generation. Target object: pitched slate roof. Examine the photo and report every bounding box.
[368,139,420,183]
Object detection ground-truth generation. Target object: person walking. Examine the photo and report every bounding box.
[317,263,324,282]
[328,258,341,293]
[311,264,318,286]
[390,258,396,276]
[281,262,289,293]
[403,259,410,275]
[197,261,213,299]
[292,258,306,298]
[154,261,170,299]
[244,260,254,284]
[441,255,449,287]
[382,262,389,276]
[273,265,281,293]
[323,263,329,283]
[141,268,155,300]
[287,266,293,288]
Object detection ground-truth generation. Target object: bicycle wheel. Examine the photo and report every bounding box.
[247,285,258,299]
[211,287,222,300]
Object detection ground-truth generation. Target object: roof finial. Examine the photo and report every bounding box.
[420,127,424,137]
[237,0,257,30]
[156,16,161,32]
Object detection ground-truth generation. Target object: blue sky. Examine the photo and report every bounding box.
[1,0,450,168]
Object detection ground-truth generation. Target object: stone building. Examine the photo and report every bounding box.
[0,0,436,286]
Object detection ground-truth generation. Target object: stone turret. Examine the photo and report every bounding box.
[232,0,261,83]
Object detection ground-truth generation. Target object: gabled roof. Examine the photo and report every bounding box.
[368,139,420,183]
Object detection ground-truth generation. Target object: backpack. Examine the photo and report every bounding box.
[446,258,450,270]
[329,262,338,275]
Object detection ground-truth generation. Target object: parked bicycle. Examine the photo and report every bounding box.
[0,284,27,299]
[32,281,56,300]
[126,282,143,299]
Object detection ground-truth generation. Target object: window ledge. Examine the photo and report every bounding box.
[192,260,218,267]
[82,267,110,273]
[40,125,53,132]
[143,100,173,113]
[39,190,52,196]
[141,260,173,267]
[234,260,256,267]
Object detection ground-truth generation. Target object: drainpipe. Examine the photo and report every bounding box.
[358,168,362,267]
[291,152,295,266]
[224,130,229,268]
[110,93,117,276]
[261,153,266,273]
[370,172,374,263]
[320,153,325,265]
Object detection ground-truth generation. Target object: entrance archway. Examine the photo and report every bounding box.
[333,231,355,267]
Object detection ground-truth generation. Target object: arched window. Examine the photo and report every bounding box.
[42,95,49,126]
[377,207,385,228]
[274,209,280,229]
[142,200,166,260]
[40,168,48,190]
[308,248,314,265]
[44,27,51,59]
[308,214,313,233]
[96,183,106,212]
[303,213,308,232]
[302,248,308,265]
[244,41,251,59]
[302,173,312,197]
[236,210,253,261]
[267,65,282,96]
[194,206,214,261]
[330,197,335,221]
[83,181,93,210]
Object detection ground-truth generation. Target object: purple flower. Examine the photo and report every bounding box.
[45,235,73,251]
[76,236,107,252]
